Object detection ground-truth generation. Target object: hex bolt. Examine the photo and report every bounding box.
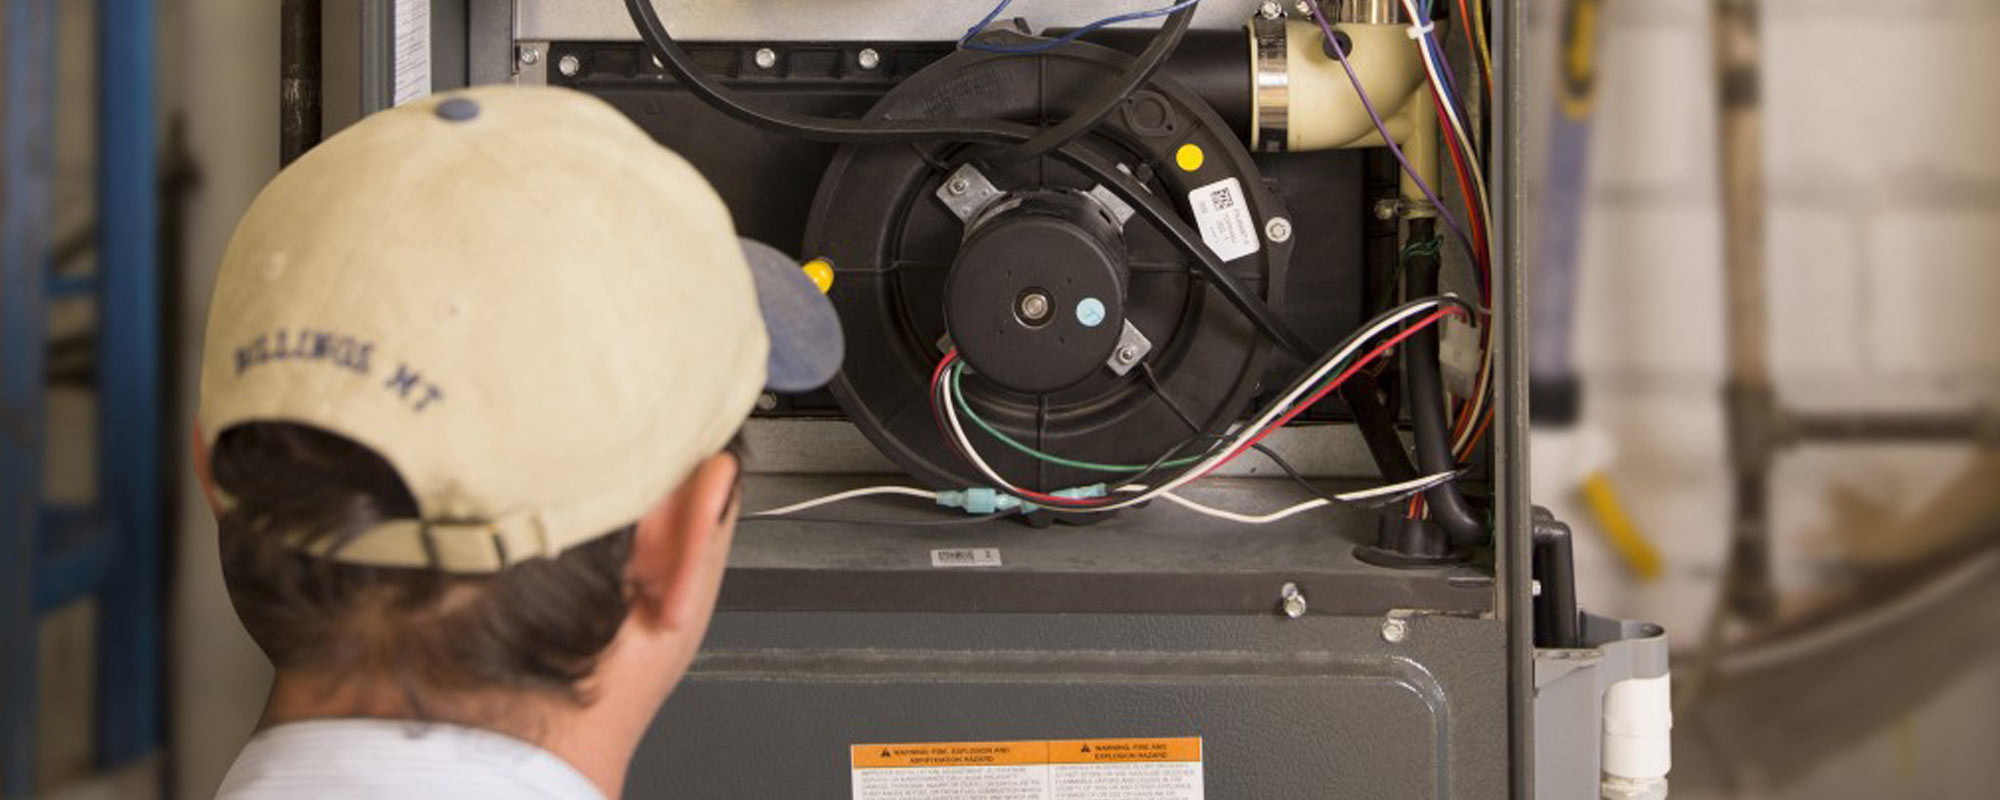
[1381,617,1409,643]
[1279,583,1307,619]
[1295,1,1315,16]
[753,47,779,70]
[1258,0,1285,19]
[756,393,779,412]
[518,46,542,66]
[947,177,971,196]
[1265,217,1293,243]
[1374,198,1402,221]
[557,54,581,78]
[1018,292,1051,323]
[857,48,882,71]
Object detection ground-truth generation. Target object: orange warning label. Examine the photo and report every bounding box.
[852,736,1205,800]
[1048,738,1202,764]
[851,740,1048,769]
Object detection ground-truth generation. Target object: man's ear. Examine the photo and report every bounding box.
[627,452,741,631]
[191,421,225,517]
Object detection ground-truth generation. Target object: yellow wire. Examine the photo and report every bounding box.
[1581,471,1664,582]
[1470,0,1496,94]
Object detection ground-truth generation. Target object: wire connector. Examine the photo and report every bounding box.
[937,484,1109,515]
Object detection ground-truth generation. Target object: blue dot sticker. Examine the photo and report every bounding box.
[1076,298,1106,328]
[434,97,481,122]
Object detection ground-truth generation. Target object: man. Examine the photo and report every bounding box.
[195,85,842,799]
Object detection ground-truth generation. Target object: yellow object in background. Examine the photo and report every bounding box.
[1175,143,1205,172]
[803,258,835,294]
[1582,471,1664,581]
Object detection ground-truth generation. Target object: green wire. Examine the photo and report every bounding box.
[949,363,1208,473]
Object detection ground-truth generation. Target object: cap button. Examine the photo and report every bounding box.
[434,97,480,122]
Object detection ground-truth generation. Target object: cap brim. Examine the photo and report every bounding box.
[741,238,844,392]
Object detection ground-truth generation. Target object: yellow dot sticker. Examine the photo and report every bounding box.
[802,258,835,294]
[1174,143,1205,172]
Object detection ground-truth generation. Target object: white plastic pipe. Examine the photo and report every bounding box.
[1602,674,1672,799]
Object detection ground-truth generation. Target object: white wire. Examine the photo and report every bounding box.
[1402,0,1492,234]
[943,298,1459,513]
[1115,469,1466,525]
[748,485,937,517]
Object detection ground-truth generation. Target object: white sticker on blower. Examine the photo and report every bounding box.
[1187,177,1262,263]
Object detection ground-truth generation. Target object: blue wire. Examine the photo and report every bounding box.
[960,0,1201,55]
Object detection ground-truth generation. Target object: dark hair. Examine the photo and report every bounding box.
[210,422,740,709]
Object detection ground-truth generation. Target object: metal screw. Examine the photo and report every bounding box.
[518,46,542,66]
[1264,217,1293,243]
[1279,583,1307,619]
[1374,198,1402,220]
[947,177,971,196]
[1116,345,1140,364]
[1258,0,1285,19]
[1381,617,1409,643]
[1295,1,1315,16]
[857,48,882,70]
[753,47,779,70]
[557,54,581,77]
[756,393,779,412]
[1018,292,1051,323]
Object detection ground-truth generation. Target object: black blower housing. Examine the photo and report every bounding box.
[806,42,1292,492]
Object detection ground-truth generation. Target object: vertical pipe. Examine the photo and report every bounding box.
[1713,0,1775,623]
[2,1,59,793]
[94,0,165,770]
[1526,0,1603,427]
[281,0,324,166]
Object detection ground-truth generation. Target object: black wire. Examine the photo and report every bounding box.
[619,0,1315,361]
[985,5,1196,164]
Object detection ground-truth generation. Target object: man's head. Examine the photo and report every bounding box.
[194,86,840,749]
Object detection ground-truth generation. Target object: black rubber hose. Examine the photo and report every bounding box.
[1340,373,1419,483]
[620,0,1318,361]
[986,5,1195,164]
[1403,219,1485,548]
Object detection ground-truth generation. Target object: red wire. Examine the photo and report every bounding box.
[1429,88,1491,302]
[932,351,1101,507]
[1214,307,1466,472]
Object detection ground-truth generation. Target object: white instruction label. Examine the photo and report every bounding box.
[1186,177,1261,263]
[931,548,1004,568]
[853,738,1203,800]
[391,0,431,105]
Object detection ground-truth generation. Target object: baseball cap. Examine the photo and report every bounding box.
[198,85,841,573]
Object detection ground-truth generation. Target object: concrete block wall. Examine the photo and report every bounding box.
[1531,0,2000,636]
[1526,0,2000,796]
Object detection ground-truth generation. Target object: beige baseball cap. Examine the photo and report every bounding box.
[198,85,841,573]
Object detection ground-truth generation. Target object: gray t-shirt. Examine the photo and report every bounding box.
[216,719,605,799]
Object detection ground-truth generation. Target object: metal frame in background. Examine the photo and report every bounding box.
[0,0,166,796]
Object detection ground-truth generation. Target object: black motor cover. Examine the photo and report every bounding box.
[806,42,1292,492]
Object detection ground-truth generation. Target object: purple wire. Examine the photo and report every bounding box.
[1305,4,1476,257]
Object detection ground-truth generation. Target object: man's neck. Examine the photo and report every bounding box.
[261,670,646,798]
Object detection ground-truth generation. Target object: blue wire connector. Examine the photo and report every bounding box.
[938,484,1110,515]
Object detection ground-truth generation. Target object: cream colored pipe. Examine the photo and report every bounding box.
[1251,21,1426,152]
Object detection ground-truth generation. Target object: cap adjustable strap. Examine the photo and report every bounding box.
[298,512,554,573]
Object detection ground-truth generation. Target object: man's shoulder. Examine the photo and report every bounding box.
[215,719,605,800]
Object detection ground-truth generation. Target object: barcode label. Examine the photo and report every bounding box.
[1187,177,1261,263]
[391,0,431,106]
[930,548,1003,568]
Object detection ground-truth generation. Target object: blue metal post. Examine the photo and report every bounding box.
[2,0,60,793]
[94,0,165,770]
